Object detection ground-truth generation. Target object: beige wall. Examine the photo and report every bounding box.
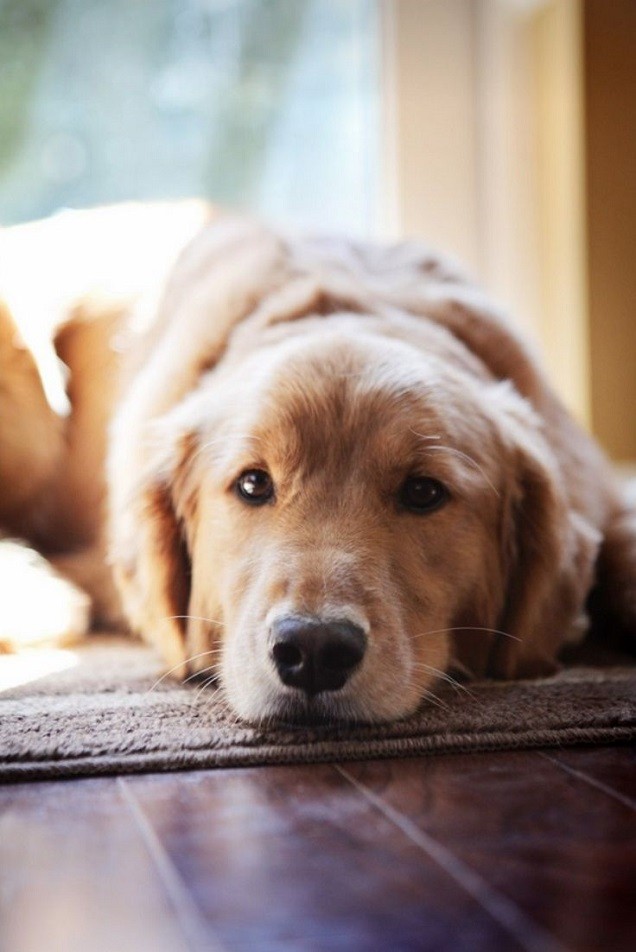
[382,0,590,425]
[381,0,481,271]
[383,0,636,459]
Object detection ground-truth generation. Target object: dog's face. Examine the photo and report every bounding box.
[156,323,546,724]
[129,312,599,725]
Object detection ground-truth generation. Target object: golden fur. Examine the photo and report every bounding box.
[1,204,635,721]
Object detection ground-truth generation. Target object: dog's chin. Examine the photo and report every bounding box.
[251,693,368,728]
[221,681,420,728]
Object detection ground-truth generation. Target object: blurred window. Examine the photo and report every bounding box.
[0,0,381,233]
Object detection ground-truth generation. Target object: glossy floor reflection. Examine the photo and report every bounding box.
[1,746,634,952]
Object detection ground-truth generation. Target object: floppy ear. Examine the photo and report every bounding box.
[489,420,601,679]
[111,434,196,676]
[107,218,287,673]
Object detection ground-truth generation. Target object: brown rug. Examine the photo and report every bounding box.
[1,636,635,782]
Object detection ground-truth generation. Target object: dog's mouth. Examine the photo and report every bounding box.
[184,668,355,725]
[242,692,373,729]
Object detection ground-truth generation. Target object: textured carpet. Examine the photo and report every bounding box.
[1,636,635,782]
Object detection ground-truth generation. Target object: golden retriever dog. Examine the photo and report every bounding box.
[1,203,635,723]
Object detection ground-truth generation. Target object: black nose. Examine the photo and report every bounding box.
[271,616,367,696]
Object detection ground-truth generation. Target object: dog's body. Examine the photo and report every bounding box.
[1,204,635,721]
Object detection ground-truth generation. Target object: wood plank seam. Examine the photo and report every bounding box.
[536,751,636,811]
[334,764,567,952]
[116,777,227,952]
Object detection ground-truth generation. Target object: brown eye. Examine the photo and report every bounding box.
[236,469,275,505]
[399,476,448,513]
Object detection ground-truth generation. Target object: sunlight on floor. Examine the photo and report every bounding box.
[0,648,79,693]
[0,540,90,658]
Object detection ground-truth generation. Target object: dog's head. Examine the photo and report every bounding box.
[118,316,599,724]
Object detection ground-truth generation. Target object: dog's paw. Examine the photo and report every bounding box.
[0,540,90,652]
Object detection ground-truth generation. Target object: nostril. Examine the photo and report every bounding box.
[272,642,303,669]
[321,641,363,672]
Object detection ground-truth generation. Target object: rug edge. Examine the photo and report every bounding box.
[2,724,635,783]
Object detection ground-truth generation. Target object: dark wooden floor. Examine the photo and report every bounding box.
[0,746,634,952]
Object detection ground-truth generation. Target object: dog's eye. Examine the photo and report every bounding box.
[235,469,275,505]
[399,476,448,513]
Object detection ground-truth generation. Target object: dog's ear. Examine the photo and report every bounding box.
[488,403,601,679]
[107,219,287,673]
[111,434,196,676]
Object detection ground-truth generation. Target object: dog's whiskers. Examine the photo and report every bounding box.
[182,659,223,685]
[448,657,475,679]
[163,614,224,627]
[418,686,449,711]
[146,639,224,694]
[194,674,219,701]
[145,648,224,694]
[412,625,520,643]
[214,686,245,728]
[413,661,475,700]
[410,661,474,697]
